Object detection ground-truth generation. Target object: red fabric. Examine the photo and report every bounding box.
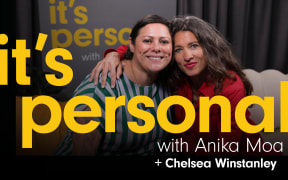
[108,46,281,156]
[174,71,280,156]
[104,45,128,60]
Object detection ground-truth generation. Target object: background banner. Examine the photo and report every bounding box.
[38,0,176,100]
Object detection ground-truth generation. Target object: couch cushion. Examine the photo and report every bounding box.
[244,69,288,128]
[243,69,288,155]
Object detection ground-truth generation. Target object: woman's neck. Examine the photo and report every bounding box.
[123,60,158,86]
[189,68,208,91]
[187,70,207,105]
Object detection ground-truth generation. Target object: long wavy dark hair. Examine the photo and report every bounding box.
[168,16,253,96]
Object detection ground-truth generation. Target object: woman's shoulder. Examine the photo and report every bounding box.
[73,73,115,96]
[223,70,243,85]
[73,73,97,95]
[221,71,245,95]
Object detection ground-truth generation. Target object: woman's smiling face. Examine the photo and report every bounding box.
[129,23,172,74]
[173,31,207,78]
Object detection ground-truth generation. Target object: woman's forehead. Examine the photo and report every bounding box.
[138,23,171,38]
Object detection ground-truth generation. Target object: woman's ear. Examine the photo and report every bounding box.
[129,37,134,53]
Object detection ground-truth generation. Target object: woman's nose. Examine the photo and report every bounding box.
[151,42,161,53]
[184,50,193,61]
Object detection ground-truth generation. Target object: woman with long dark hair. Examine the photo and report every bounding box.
[89,16,278,155]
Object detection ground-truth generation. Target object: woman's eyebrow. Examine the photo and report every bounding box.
[141,35,171,39]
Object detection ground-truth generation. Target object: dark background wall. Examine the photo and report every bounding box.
[177,0,288,74]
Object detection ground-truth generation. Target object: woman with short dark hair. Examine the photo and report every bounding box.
[56,15,173,156]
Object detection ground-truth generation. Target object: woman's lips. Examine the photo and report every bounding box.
[184,62,197,69]
[147,56,164,62]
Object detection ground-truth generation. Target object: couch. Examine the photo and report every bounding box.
[244,69,288,155]
[16,69,288,156]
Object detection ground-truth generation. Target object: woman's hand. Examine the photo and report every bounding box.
[89,51,123,88]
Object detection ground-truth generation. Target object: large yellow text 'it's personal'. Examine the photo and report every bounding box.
[22,81,288,148]
[1,33,287,148]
